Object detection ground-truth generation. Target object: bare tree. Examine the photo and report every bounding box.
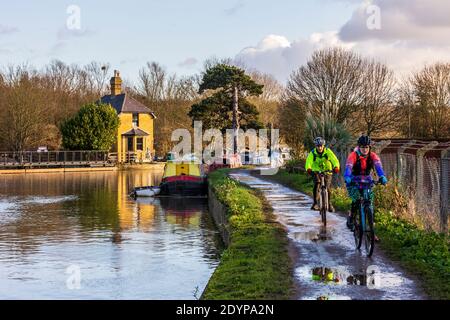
[249,71,284,101]
[278,98,307,158]
[286,48,365,125]
[136,62,198,102]
[82,61,110,96]
[353,61,398,136]
[398,63,450,138]
[397,80,417,138]
[247,71,284,128]
[44,60,78,94]
[413,63,450,138]
[137,62,167,101]
[0,68,48,151]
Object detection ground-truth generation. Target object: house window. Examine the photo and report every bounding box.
[132,113,139,127]
[136,138,144,151]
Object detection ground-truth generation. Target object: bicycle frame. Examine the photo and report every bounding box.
[319,173,328,208]
[314,170,333,226]
[359,186,374,233]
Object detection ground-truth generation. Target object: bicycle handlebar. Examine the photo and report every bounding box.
[349,180,383,187]
[311,170,334,174]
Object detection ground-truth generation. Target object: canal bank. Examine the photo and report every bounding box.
[202,169,296,300]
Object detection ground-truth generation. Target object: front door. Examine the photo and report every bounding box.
[127,137,134,151]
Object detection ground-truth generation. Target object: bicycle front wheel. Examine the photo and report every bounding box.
[363,206,375,257]
[353,211,362,250]
[321,188,327,226]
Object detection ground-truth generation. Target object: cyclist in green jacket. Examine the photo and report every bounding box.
[305,137,340,212]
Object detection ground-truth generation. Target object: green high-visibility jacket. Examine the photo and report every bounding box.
[305,147,340,173]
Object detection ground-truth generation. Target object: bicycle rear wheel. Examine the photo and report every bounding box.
[364,206,375,257]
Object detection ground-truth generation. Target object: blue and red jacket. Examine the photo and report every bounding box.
[344,147,385,184]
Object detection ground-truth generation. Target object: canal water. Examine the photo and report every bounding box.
[0,170,221,299]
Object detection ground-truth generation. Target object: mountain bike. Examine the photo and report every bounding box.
[351,180,381,257]
[315,170,333,226]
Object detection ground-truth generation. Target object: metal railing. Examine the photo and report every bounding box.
[0,151,113,167]
[108,151,153,164]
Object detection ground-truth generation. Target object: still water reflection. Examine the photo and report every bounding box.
[0,170,221,299]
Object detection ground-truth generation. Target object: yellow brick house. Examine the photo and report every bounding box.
[100,71,156,163]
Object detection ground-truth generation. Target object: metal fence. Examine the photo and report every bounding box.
[441,158,450,233]
[335,139,450,233]
[378,152,447,232]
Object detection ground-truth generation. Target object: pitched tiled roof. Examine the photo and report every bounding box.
[122,127,150,137]
[99,93,156,118]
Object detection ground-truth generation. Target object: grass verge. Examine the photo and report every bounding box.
[256,169,450,300]
[201,169,295,300]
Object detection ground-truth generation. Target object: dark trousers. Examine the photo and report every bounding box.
[312,173,332,205]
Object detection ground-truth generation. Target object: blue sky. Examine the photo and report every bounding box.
[0,0,357,81]
[1,0,449,83]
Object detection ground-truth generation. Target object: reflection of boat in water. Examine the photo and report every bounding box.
[132,186,161,197]
[159,161,207,196]
[159,196,207,215]
[159,197,207,226]
[134,196,160,206]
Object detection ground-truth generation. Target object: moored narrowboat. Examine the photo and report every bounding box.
[159,161,207,196]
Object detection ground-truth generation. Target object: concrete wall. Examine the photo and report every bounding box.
[207,183,231,246]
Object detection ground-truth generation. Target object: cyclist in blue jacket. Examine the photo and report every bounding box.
[344,135,388,240]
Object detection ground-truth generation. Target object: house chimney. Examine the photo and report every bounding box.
[110,70,122,96]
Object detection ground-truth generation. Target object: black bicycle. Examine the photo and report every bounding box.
[315,170,333,226]
[351,180,382,257]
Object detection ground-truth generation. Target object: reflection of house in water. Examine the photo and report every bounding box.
[115,171,163,232]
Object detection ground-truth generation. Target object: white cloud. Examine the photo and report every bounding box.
[339,0,450,44]
[0,25,19,35]
[236,0,450,82]
[178,57,198,68]
[236,32,351,82]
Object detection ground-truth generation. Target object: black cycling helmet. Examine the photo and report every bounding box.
[357,135,371,147]
[314,137,325,146]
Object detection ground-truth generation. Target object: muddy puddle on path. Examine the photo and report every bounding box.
[229,171,427,300]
